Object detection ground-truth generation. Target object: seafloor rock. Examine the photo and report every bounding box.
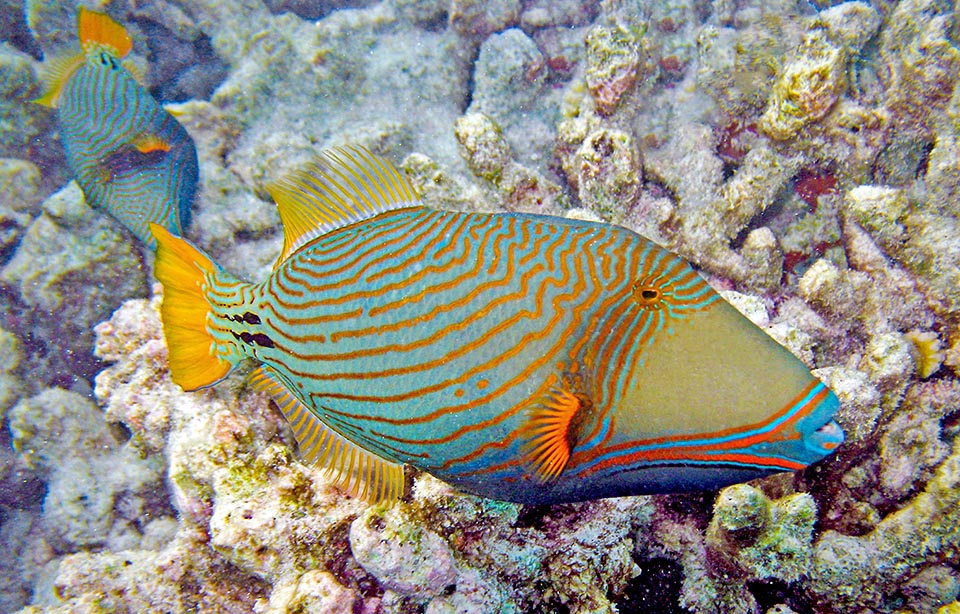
[449,0,520,42]
[0,182,148,383]
[0,325,24,416]
[0,158,41,260]
[759,30,847,140]
[879,0,960,136]
[584,24,647,117]
[521,0,597,30]
[454,112,565,215]
[695,0,807,116]
[816,1,881,53]
[8,387,167,553]
[574,127,641,222]
[706,485,817,583]
[467,28,556,168]
[8,388,115,474]
[350,504,459,598]
[809,437,960,612]
[0,44,52,160]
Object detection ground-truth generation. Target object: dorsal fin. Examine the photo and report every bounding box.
[266,145,421,267]
[250,367,405,502]
[32,52,85,108]
[122,58,146,85]
[78,7,132,58]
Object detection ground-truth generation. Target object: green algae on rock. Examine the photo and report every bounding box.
[584,24,649,117]
[707,484,817,583]
[759,30,847,140]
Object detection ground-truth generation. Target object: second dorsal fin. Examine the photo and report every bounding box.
[266,145,421,267]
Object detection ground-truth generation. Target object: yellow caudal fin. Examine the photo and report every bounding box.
[250,367,405,503]
[150,224,233,391]
[78,7,132,58]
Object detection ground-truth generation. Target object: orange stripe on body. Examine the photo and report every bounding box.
[262,219,544,363]
[300,231,588,422]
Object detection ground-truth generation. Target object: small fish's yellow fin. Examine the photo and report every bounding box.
[250,367,405,502]
[150,223,232,391]
[163,102,187,117]
[132,133,171,154]
[521,387,585,481]
[78,7,132,58]
[121,58,146,84]
[32,52,85,108]
[266,145,421,268]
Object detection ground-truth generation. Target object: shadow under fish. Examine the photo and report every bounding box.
[34,7,198,250]
[150,145,845,505]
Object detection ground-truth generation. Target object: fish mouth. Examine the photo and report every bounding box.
[804,419,845,455]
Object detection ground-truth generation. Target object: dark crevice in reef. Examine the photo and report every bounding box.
[130,17,229,104]
[613,557,692,614]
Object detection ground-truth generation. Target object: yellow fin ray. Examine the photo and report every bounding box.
[521,388,585,481]
[150,224,232,390]
[250,367,405,502]
[32,52,85,108]
[122,58,146,85]
[266,145,420,267]
[78,7,132,58]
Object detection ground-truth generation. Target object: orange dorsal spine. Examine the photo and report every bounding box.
[78,7,132,58]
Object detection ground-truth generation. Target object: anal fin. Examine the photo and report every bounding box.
[250,367,404,502]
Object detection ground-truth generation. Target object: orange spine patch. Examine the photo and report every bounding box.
[522,387,585,481]
[132,133,172,154]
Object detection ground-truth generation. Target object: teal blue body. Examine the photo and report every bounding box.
[58,51,198,248]
[154,146,844,504]
[204,207,843,504]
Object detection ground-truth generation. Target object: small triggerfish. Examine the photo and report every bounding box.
[150,146,844,505]
[34,8,198,250]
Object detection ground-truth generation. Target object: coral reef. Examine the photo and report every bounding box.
[2,0,960,612]
[0,183,148,383]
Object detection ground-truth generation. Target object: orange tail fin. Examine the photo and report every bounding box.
[150,224,232,390]
[78,7,132,57]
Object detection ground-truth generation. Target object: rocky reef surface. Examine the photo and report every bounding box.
[1,0,960,612]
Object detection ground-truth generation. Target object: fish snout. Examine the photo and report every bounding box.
[804,419,845,455]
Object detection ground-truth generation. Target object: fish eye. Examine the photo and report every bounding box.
[632,279,664,309]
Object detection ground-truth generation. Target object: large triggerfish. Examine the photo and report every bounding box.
[35,8,198,249]
[150,146,844,504]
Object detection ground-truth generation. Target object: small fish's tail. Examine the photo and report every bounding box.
[150,223,235,391]
[78,7,132,58]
